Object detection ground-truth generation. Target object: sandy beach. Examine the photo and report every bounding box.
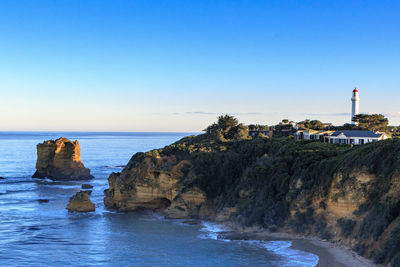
[217,229,376,267]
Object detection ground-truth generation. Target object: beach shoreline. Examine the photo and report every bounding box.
[216,223,376,267]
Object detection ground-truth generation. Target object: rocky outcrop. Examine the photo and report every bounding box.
[67,191,95,212]
[104,153,209,219]
[81,184,93,189]
[32,137,93,180]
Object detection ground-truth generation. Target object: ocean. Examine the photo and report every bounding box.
[0,132,318,266]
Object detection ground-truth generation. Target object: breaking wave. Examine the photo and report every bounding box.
[198,221,319,267]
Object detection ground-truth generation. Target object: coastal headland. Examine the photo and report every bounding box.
[104,115,400,266]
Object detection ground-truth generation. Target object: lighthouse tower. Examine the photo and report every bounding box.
[351,88,360,124]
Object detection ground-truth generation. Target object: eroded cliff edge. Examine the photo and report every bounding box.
[104,153,210,218]
[33,137,93,180]
[104,116,400,266]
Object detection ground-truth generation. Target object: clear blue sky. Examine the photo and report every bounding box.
[0,0,399,131]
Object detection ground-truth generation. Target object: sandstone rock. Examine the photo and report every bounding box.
[81,184,93,189]
[32,137,93,180]
[104,153,209,219]
[67,191,95,212]
[215,207,238,222]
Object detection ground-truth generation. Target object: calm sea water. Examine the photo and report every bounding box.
[0,132,318,266]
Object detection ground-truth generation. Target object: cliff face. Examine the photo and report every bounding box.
[104,129,400,265]
[33,137,93,180]
[104,153,209,219]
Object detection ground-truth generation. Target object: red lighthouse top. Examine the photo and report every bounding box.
[353,88,358,93]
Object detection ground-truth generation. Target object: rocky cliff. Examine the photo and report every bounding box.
[104,153,210,218]
[104,116,400,266]
[32,137,93,180]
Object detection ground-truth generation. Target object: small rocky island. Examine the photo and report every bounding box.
[67,191,95,212]
[32,137,93,180]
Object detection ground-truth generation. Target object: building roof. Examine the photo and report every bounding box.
[317,130,335,135]
[353,88,358,93]
[331,130,383,138]
[295,130,334,135]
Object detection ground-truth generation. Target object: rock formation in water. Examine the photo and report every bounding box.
[81,184,93,189]
[67,191,95,212]
[32,137,93,180]
[104,153,209,219]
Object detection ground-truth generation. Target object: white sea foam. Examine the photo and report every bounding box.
[150,212,165,220]
[261,240,319,267]
[198,221,229,241]
[197,221,318,266]
[105,165,124,169]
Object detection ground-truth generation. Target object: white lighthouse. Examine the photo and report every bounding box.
[351,88,360,124]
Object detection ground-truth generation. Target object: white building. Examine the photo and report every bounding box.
[295,130,334,141]
[351,88,360,124]
[324,130,388,145]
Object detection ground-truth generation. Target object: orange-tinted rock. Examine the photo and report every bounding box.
[104,153,209,219]
[66,191,95,212]
[32,137,93,180]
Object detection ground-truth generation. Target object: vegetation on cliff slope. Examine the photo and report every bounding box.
[131,115,400,265]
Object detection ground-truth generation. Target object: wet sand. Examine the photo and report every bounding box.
[218,230,376,267]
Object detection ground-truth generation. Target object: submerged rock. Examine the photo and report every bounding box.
[0,177,5,180]
[81,184,93,189]
[182,219,202,225]
[67,191,95,212]
[37,199,49,203]
[32,137,93,180]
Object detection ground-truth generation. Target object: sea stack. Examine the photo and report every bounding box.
[32,137,93,180]
[66,191,95,212]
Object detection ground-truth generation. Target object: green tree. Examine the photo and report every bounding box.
[248,124,269,131]
[230,124,249,141]
[352,114,389,132]
[296,119,326,130]
[205,115,248,142]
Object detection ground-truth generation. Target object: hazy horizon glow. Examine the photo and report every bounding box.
[1,0,399,131]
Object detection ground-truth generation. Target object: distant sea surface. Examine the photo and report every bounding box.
[0,132,318,266]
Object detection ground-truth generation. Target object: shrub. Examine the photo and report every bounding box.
[290,210,314,233]
[337,218,356,237]
[379,223,400,264]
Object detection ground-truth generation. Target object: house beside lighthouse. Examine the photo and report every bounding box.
[351,88,360,124]
[295,87,390,145]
